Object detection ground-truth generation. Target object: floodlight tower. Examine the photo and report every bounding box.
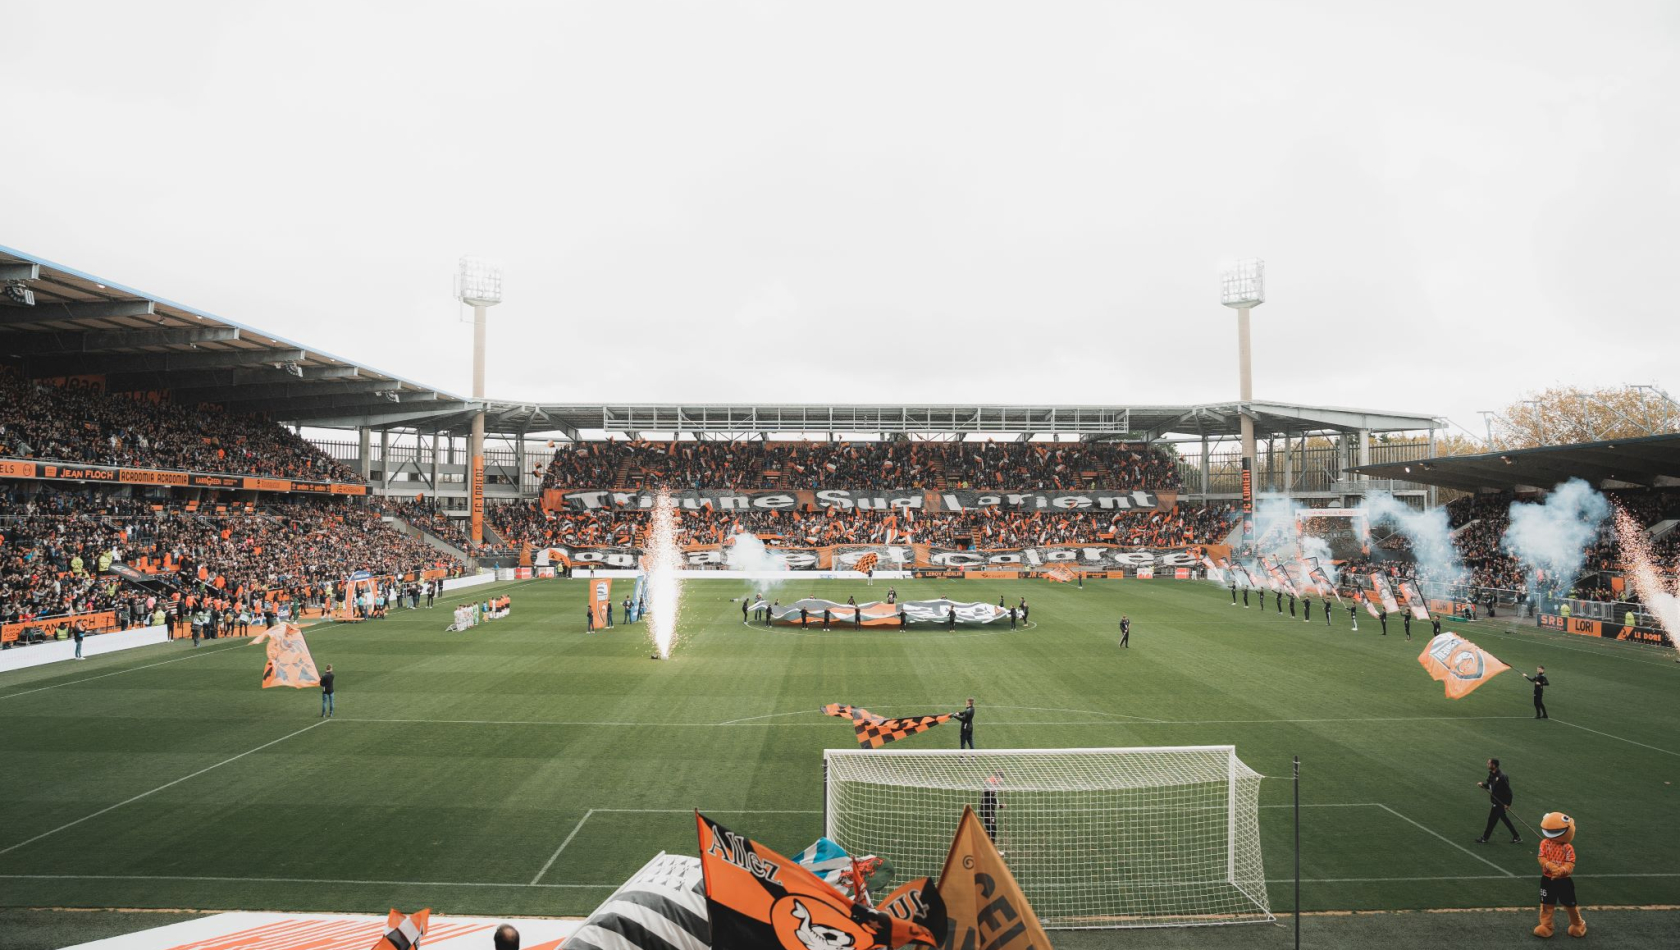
[1220,259,1265,549]
[456,256,503,548]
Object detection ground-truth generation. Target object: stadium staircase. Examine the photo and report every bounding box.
[381,515,469,561]
[611,456,635,489]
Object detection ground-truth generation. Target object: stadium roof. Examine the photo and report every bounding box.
[0,245,470,426]
[2,245,1443,440]
[1350,433,1680,492]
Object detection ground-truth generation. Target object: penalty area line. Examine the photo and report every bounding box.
[0,719,330,857]
[1375,803,1516,878]
[531,810,593,885]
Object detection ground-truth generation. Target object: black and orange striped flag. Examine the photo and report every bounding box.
[854,553,880,573]
[824,703,953,749]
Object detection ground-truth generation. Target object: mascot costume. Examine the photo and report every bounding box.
[1534,812,1586,938]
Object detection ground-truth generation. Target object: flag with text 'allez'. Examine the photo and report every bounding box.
[1418,632,1510,698]
[938,806,1053,950]
[250,622,320,689]
[823,703,953,749]
[697,812,941,950]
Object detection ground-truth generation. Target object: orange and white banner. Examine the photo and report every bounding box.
[1418,632,1510,698]
[587,577,613,627]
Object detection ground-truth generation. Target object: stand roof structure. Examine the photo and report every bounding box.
[2,245,1442,441]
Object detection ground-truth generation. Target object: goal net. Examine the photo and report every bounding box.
[824,745,1270,930]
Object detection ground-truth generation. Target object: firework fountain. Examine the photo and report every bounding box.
[645,491,684,659]
[1612,504,1680,659]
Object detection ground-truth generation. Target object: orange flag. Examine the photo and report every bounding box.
[1418,632,1510,698]
[697,812,940,950]
[937,805,1053,950]
[250,622,321,689]
[370,908,429,950]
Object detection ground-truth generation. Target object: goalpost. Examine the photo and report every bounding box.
[823,745,1271,930]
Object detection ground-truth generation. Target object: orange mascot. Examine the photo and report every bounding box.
[1534,812,1585,938]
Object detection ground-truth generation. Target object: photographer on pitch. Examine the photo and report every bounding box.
[1475,757,1521,844]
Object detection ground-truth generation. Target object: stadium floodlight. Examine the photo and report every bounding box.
[456,256,503,308]
[1219,259,1265,310]
[824,745,1271,930]
[455,255,503,549]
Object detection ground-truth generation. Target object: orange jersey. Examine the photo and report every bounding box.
[1539,839,1576,878]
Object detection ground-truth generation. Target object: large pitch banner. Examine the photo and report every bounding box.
[548,541,1229,571]
[543,487,1175,513]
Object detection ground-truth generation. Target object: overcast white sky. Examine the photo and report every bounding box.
[4,1,1677,439]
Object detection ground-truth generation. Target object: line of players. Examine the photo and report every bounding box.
[1228,578,1441,640]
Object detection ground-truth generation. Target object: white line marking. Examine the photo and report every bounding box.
[0,641,246,700]
[1374,803,1516,877]
[0,719,330,856]
[0,873,617,889]
[1262,873,1680,883]
[531,810,593,885]
[4,869,1672,889]
[1550,718,1680,758]
[332,714,1530,728]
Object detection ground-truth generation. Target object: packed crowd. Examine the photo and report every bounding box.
[538,439,1185,492]
[0,372,360,482]
[368,496,475,551]
[1,485,462,630]
[487,498,1236,552]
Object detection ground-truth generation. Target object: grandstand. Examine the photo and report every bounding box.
[6,242,1680,950]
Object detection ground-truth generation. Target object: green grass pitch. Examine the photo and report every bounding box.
[2,577,1677,938]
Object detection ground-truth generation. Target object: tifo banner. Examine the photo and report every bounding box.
[771,599,1011,626]
[1418,632,1510,698]
[544,486,1175,514]
[588,577,613,627]
[0,457,366,495]
[547,541,1227,572]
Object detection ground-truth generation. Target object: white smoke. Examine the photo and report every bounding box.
[1362,492,1464,585]
[1502,478,1610,594]
[727,530,789,594]
[1247,494,1340,587]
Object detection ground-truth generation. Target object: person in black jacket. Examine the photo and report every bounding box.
[1523,666,1549,719]
[1475,758,1520,843]
[954,698,975,749]
[320,665,335,719]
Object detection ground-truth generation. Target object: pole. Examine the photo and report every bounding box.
[470,303,487,547]
[1238,307,1256,549]
[1294,754,1301,950]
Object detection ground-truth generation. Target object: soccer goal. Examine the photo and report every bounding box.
[823,745,1271,930]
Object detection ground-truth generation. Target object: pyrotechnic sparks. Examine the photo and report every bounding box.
[646,491,683,659]
[1612,504,1680,659]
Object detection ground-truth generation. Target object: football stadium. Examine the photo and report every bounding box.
[3,6,1679,950]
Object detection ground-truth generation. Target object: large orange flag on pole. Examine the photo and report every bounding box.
[1418,632,1510,698]
[938,805,1053,950]
[250,622,321,689]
